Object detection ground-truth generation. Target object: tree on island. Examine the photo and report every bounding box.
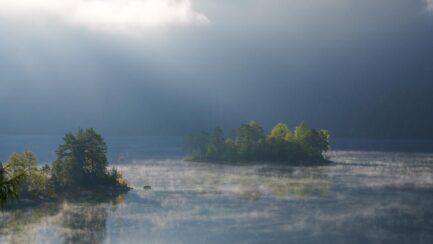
[185,121,330,164]
[0,163,24,209]
[6,151,53,199]
[51,128,127,191]
[1,129,128,210]
[1,151,53,209]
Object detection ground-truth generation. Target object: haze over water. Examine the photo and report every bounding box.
[1,137,433,243]
[1,0,433,243]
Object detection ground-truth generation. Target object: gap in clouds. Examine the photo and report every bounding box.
[0,0,210,33]
[427,0,433,11]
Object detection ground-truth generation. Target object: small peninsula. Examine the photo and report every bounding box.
[185,121,330,165]
[0,128,130,210]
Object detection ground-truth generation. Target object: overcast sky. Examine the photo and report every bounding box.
[1,0,433,139]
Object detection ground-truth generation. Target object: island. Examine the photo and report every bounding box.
[0,128,130,210]
[185,121,331,165]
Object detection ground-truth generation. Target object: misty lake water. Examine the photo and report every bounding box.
[1,137,433,243]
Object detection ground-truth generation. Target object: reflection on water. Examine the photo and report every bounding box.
[120,161,330,200]
[1,151,433,243]
[0,201,122,244]
[58,203,108,244]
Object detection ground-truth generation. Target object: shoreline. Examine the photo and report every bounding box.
[5,186,131,210]
[184,157,333,166]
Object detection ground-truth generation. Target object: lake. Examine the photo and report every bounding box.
[1,137,433,243]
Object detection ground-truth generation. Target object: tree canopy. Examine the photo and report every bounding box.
[0,162,24,209]
[1,129,129,210]
[6,151,52,199]
[51,128,126,190]
[185,121,330,164]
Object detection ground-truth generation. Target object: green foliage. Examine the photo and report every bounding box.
[269,123,293,141]
[237,121,265,144]
[184,131,210,160]
[0,162,25,210]
[6,151,52,197]
[294,122,310,144]
[7,151,37,171]
[51,128,127,190]
[185,121,331,164]
[107,167,128,188]
[1,129,129,209]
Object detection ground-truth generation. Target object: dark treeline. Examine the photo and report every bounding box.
[185,121,330,164]
[0,128,129,210]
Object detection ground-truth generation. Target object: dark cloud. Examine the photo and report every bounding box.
[0,0,432,139]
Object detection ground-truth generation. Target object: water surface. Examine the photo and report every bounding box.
[1,151,433,243]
